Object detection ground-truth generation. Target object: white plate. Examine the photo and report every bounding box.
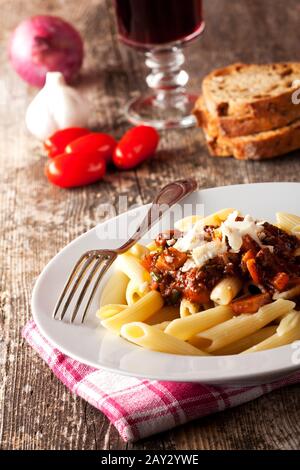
[32,183,300,386]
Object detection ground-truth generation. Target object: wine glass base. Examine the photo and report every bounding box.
[124,93,197,130]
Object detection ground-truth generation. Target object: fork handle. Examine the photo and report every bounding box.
[118,178,198,253]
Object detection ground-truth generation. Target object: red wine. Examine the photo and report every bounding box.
[114,0,204,48]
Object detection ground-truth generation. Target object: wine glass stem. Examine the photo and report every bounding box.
[145,47,190,110]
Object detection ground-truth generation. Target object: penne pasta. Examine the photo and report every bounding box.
[273,284,300,300]
[165,305,233,341]
[271,311,291,324]
[277,310,300,336]
[121,322,208,356]
[125,279,150,306]
[213,326,277,355]
[276,212,300,232]
[180,299,200,318]
[146,241,158,252]
[128,243,150,259]
[100,271,129,307]
[97,304,127,320]
[244,311,300,353]
[194,299,295,353]
[210,276,243,306]
[101,290,164,334]
[197,208,236,227]
[98,208,300,356]
[153,321,171,331]
[147,306,180,325]
[115,252,151,286]
[292,225,300,237]
[175,215,203,232]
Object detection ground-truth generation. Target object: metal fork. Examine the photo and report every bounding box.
[53,178,197,323]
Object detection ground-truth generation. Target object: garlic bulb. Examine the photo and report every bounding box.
[25,72,90,140]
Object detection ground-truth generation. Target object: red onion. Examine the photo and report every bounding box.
[9,15,84,87]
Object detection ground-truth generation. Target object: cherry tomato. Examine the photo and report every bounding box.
[113,126,159,170]
[66,133,117,164]
[44,127,91,157]
[45,150,106,188]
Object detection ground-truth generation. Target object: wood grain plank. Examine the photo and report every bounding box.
[171,386,300,450]
[0,0,299,450]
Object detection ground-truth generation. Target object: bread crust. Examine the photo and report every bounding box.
[194,95,300,138]
[198,97,300,160]
[206,124,300,160]
[202,62,300,122]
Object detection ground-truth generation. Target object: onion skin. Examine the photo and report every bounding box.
[9,15,84,87]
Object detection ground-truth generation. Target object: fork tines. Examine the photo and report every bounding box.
[53,251,115,323]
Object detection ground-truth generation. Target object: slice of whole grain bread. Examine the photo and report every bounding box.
[194,94,300,138]
[198,98,300,160]
[202,62,300,120]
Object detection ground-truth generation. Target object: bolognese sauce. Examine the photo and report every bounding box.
[142,222,300,310]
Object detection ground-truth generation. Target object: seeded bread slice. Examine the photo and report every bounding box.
[194,94,300,138]
[205,122,300,160]
[198,98,300,160]
[202,62,300,119]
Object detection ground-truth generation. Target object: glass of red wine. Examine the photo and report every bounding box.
[114,0,205,129]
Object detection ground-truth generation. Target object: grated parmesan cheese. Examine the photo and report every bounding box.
[181,258,197,272]
[175,211,269,272]
[173,221,206,252]
[191,239,227,268]
[220,211,263,252]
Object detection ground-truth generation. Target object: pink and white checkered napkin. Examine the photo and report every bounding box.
[23,320,300,442]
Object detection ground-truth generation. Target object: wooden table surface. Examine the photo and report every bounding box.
[1,0,300,450]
